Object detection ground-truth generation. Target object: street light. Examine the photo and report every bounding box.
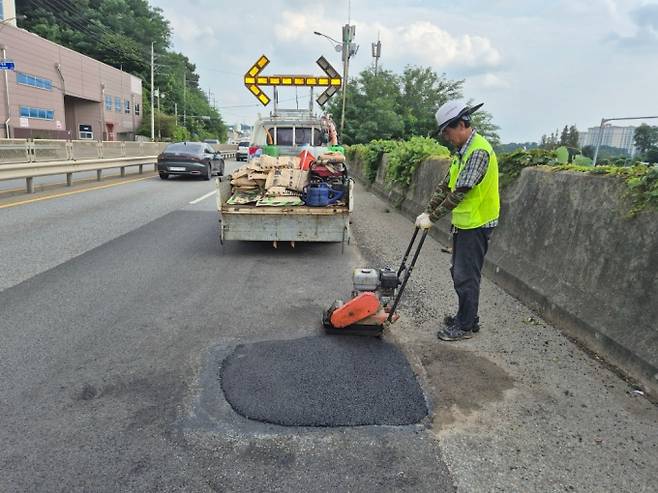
[592,115,658,165]
[313,31,342,52]
[0,15,25,138]
[314,26,358,136]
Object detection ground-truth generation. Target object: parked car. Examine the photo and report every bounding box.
[236,141,250,161]
[157,142,225,180]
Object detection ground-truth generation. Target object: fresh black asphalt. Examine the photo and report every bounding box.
[221,335,428,426]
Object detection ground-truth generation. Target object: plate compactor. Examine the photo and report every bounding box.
[323,227,428,336]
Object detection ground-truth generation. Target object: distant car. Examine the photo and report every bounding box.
[157,142,225,180]
[236,141,250,161]
[203,139,220,144]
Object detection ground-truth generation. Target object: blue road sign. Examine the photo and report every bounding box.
[0,60,15,70]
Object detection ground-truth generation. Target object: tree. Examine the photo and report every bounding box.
[397,66,463,138]
[560,125,569,146]
[327,65,499,145]
[568,125,580,148]
[634,124,658,155]
[645,148,658,163]
[582,145,595,159]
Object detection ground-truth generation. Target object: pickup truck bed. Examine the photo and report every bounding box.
[216,177,353,243]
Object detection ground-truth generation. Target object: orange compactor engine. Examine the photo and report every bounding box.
[323,228,428,336]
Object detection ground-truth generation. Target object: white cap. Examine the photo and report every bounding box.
[435,100,484,131]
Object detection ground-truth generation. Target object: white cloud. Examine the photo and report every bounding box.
[274,14,503,73]
[392,21,502,70]
[164,9,217,44]
[471,73,511,90]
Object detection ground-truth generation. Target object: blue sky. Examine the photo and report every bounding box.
[150,0,658,142]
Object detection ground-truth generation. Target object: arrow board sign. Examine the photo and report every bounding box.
[244,55,342,107]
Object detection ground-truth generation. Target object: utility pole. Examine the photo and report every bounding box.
[150,42,155,141]
[183,72,187,127]
[174,102,178,127]
[340,23,356,135]
[372,34,381,74]
[156,88,162,140]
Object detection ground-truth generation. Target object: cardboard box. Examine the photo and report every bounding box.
[265,169,309,192]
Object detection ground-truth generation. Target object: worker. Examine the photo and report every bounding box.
[415,100,500,341]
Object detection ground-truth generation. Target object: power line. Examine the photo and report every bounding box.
[33,0,132,60]
[34,0,154,62]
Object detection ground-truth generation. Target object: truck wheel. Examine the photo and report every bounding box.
[159,172,169,180]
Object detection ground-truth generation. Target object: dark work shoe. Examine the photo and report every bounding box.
[437,324,474,341]
[443,315,480,333]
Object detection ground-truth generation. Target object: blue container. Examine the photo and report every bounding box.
[303,183,344,206]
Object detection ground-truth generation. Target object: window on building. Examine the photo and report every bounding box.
[125,99,131,114]
[135,103,140,116]
[19,105,54,120]
[105,95,112,111]
[114,96,121,112]
[16,72,53,91]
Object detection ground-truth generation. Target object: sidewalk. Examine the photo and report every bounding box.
[351,181,657,492]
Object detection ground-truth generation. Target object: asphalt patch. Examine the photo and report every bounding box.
[220,336,428,427]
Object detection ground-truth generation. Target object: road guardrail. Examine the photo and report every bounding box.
[0,139,237,193]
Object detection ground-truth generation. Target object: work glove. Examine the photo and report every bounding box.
[415,212,432,230]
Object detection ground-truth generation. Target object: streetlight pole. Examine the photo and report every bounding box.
[150,42,155,141]
[592,115,658,166]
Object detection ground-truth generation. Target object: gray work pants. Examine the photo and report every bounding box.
[450,227,494,329]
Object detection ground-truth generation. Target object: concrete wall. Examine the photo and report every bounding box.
[349,156,658,394]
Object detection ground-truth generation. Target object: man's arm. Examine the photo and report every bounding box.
[425,171,450,215]
[425,150,490,223]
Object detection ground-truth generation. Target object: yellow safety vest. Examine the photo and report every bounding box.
[448,133,500,229]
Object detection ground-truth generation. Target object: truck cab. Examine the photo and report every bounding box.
[250,109,330,157]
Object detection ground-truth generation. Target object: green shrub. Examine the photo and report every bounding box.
[385,136,449,187]
[497,149,557,187]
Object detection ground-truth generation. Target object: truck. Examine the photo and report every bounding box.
[216,109,353,247]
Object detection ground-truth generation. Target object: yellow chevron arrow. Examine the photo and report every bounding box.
[244,55,342,107]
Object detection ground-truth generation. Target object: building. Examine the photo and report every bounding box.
[0,22,143,140]
[0,0,18,27]
[578,126,637,155]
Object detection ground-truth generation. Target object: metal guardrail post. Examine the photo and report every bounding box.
[27,140,35,163]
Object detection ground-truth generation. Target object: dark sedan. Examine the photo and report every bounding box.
[157,142,225,180]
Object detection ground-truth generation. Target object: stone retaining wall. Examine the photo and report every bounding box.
[349,156,658,395]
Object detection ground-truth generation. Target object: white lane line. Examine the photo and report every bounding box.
[189,190,216,204]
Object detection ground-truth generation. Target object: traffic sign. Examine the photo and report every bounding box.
[0,60,15,71]
[244,55,342,107]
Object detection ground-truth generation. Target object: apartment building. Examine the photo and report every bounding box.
[579,126,637,155]
[0,22,143,140]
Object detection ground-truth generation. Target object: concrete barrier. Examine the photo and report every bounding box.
[0,139,30,163]
[32,139,69,162]
[349,155,658,395]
